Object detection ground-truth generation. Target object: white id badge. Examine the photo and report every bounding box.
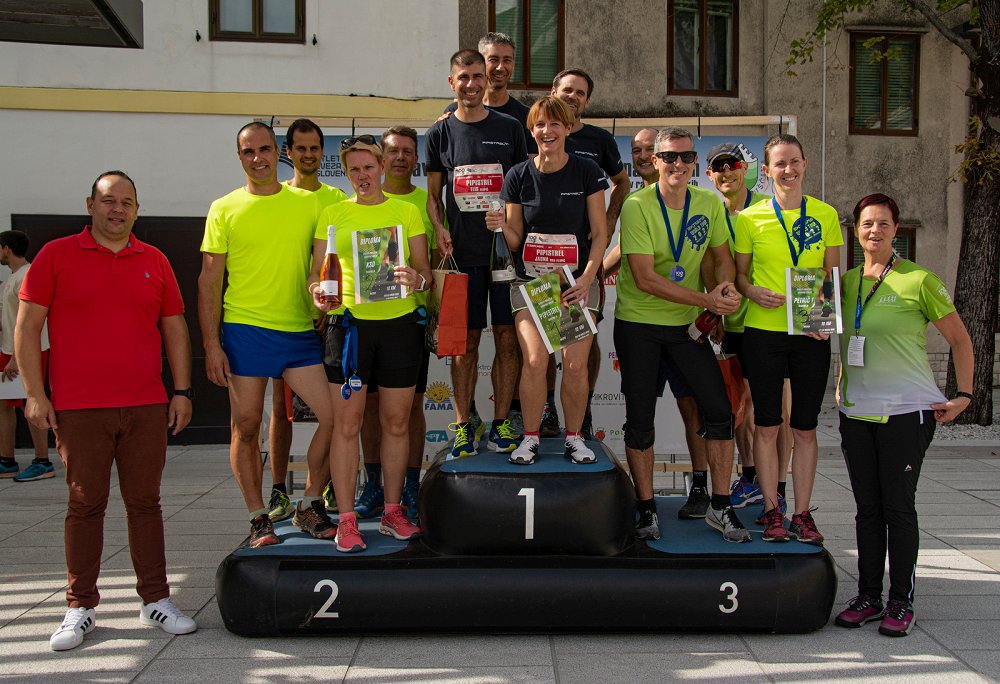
[847,335,865,367]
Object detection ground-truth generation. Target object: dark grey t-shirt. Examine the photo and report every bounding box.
[566,123,624,178]
[444,96,537,154]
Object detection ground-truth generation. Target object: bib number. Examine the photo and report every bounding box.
[522,233,579,277]
[453,163,503,212]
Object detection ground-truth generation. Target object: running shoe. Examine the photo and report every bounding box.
[401,479,420,524]
[706,505,752,543]
[292,499,338,539]
[507,409,524,438]
[469,411,487,445]
[267,487,294,522]
[139,597,197,635]
[678,485,710,519]
[761,506,790,542]
[246,514,280,548]
[322,481,338,513]
[879,599,915,637]
[379,507,421,541]
[335,515,366,553]
[354,479,385,519]
[729,475,763,508]
[12,461,54,482]
[487,418,520,453]
[0,460,19,478]
[789,508,824,545]
[635,509,660,540]
[835,594,885,628]
[49,607,96,651]
[448,421,477,459]
[565,435,596,464]
[755,494,787,525]
[581,410,595,441]
[539,403,561,438]
[509,435,539,465]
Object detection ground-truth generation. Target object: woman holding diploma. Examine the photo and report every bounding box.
[733,134,843,544]
[835,193,972,637]
[487,96,608,465]
[308,136,432,553]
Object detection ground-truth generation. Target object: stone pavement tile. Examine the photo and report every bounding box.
[744,626,955,664]
[35,585,214,616]
[961,549,1000,572]
[104,549,225,569]
[931,532,1000,546]
[915,492,990,506]
[193,599,225,629]
[156,627,359,659]
[167,508,256,523]
[345,665,555,684]
[952,651,1000,680]
[919,516,1000,530]
[551,633,745,654]
[919,620,1000,650]
[0,528,129,549]
[916,554,998,574]
[919,595,1000,620]
[0,673,138,683]
[164,533,246,551]
[919,503,1000,515]
[0,508,63,525]
[917,576,1000,596]
[167,566,220,588]
[756,658,990,683]
[162,520,247,536]
[136,657,351,683]
[353,635,551,668]
[554,652,767,684]
[0,582,65,625]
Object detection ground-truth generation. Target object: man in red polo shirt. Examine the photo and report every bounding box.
[15,170,198,652]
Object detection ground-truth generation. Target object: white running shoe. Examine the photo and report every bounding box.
[565,435,596,464]
[509,435,539,465]
[50,607,96,651]
[139,597,198,635]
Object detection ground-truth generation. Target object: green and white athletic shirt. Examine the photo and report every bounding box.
[838,259,955,417]
[723,190,770,333]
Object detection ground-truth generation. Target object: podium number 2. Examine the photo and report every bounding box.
[518,488,535,540]
[313,579,340,618]
[719,581,738,614]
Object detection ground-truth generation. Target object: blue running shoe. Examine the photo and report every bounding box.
[401,479,420,524]
[487,419,520,453]
[13,461,54,482]
[729,475,763,508]
[469,412,487,445]
[354,479,384,519]
[449,422,477,459]
[755,494,787,525]
[0,460,20,478]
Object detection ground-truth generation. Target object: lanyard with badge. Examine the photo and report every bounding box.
[771,196,808,266]
[656,184,692,282]
[847,253,896,367]
[724,191,754,242]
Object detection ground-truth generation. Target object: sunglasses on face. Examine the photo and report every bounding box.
[654,150,697,164]
[340,134,378,149]
[709,159,747,173]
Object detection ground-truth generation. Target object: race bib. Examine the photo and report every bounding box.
[453,163,503,212]
[522,233,579,277]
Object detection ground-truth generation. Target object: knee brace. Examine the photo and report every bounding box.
[624,423,656,450]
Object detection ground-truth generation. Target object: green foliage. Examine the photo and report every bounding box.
[953,116,1000,185]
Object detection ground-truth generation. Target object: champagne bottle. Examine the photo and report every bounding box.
[319,225,342,307]
[687,309,720,343]
[489,200,516,283]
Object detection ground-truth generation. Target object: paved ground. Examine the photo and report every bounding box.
[2,405,999,683]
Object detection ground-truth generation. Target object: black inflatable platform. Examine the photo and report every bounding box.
[216,440,837,636]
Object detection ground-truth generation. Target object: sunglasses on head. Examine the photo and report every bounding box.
[654,150,697,164]
[340,134,378,149]
[709,159,747,173]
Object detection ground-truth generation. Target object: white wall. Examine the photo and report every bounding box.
[0,0,457,99]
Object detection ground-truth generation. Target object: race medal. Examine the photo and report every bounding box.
[670,265,686,282]
[847,336,865,367]
[350,375,363,391]
[340,383,352,400]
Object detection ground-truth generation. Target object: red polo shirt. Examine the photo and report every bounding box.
[19,227,184,411]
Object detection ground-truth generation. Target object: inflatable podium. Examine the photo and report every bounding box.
[216,439,836,635]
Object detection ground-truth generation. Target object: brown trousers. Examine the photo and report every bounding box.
[55,404,170,608]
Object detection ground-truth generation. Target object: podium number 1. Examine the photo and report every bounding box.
[518,488,535,539]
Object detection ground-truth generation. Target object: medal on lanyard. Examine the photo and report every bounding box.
[656,185,691,282]
[724,190,754,242]
[772,197,808,266]
[339,312,362,399]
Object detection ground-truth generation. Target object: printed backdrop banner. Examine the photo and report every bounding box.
[283,130,770,456]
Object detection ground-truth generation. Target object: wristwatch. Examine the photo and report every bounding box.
[174,388,195,399]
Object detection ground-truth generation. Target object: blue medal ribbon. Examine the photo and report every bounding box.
[854,254,896,335]
[656,185,691,280]
[724,190,754,242]
[339,310,361,400]
[772,196,808,266]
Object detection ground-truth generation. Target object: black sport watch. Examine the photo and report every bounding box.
[174,388,194,399]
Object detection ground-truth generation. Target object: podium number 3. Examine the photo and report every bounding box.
[313,579,340,618]
[719,581,738,614]
[518,488,535,540]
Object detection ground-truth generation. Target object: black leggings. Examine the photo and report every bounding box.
[742,327,830,429]
[839,410,936,604]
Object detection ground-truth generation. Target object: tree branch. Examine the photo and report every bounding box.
[905,0,979,63]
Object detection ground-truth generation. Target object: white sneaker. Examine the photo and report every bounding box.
[50,607,96,651]
[565,435,596,464]
[139,597,197,635]
[509,435,539,465]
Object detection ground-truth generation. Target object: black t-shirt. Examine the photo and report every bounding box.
[444,96,537,154]
[566,123,624,178]
[425,110,529,268]
[500,154,609,279]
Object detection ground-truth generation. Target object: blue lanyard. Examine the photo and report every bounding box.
[772,196,808,266]
[854,254,896,335]
[339,310,361,400]
[724,190,754,241]
[655,184,691,263]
